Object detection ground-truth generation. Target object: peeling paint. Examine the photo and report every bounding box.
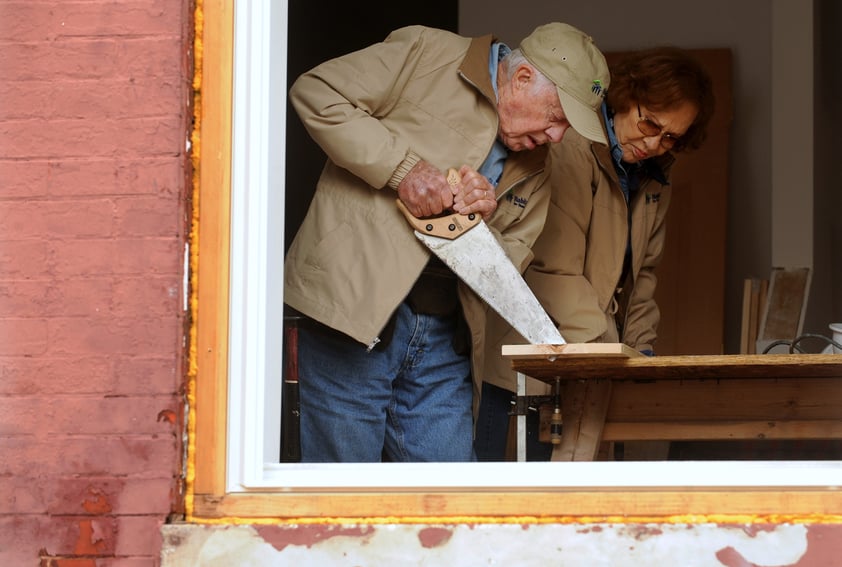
[716,546,756,567]
[158,409,177,424]
[73,520,109,556]
[799,525,842,567]
[576,525,604,534]
[254,524,375,552]
[81,490,112,514]
[161,522,831,567]
[417,527,453,548]
[619,524,664,540]
[739,524,779,537]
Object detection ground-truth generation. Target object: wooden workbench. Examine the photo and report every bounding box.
[502,344,842,461]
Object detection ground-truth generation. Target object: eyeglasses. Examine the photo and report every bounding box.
[637,104,681,150]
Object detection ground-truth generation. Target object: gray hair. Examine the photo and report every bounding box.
[501,48,557,96]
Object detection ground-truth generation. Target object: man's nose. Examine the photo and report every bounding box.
[547,123,570,144]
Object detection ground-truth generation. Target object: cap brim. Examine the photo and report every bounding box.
[557,88,607,145]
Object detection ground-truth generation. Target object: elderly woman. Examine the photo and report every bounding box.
[474,46,715,461]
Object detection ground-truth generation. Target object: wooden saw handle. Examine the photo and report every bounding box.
[395,169,481,240]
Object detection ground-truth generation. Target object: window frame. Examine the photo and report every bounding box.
[188,0,842,522]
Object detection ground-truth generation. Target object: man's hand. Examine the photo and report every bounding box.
[450,165,498,220]
[396,161,454,218]
[396,162,498,220]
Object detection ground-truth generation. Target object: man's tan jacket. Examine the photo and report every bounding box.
[285,25,552,363]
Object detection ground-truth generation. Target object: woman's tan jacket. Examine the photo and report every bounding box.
[480,125,674,395]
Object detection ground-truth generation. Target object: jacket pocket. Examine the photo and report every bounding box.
[299,221,354,274]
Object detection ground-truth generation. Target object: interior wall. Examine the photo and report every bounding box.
[460,0,838,352]
[811,0,842,336]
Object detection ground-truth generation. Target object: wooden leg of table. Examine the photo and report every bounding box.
[551,379,613,461]
[516,371,526,462]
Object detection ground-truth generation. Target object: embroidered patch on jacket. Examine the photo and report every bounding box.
[505,193,528,209]
[646,193,661,204]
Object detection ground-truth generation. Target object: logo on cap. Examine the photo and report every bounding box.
[591,80,605,98]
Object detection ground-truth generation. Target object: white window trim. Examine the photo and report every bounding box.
[227,0,284,490]
[224,0,842,494]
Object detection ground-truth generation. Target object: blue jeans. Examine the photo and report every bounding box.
[474,381,553,461]
[297,301,475,462]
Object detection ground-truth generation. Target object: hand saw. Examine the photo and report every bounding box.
[396,169,565,345]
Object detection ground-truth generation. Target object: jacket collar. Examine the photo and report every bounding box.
[460,34,498,103]
[461,35,549,190]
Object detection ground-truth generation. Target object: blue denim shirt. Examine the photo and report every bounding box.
[602,101,642,203]
[478,42,511,187]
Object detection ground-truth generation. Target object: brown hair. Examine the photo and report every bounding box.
[607,46,715,152]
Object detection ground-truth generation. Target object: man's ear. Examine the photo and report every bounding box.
[512,64,534,91]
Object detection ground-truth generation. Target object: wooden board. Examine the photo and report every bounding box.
[552,379,613,461]
[602,420,842,442]
[504,352,842,383]
[548,373,842,459]
[506,350,842,461]
[602,377,842,445]
[606,378,842,422]
[501,342,643,359]
[757,267,811,348]
[740,278,768,354]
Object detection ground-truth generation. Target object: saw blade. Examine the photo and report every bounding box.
[414,222,565,345]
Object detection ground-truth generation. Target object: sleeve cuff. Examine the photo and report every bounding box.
[386,151,422,190]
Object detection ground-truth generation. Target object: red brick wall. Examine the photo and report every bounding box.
[0,2,191,564]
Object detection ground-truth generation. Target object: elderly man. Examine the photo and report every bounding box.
[285,22,609,462]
